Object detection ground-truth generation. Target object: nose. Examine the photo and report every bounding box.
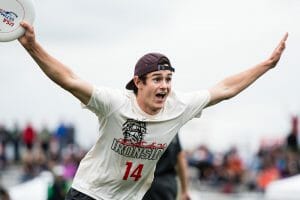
[160,79,169,89]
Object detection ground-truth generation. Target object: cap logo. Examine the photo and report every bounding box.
[157,64,175,72]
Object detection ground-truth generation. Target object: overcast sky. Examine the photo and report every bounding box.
[1,0,300,154]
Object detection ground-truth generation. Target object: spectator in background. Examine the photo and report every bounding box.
[188,144,214,181]
[62,151,78,181]
[20,149,36,182]
[0,185,10,200]
[10,122,21,163]
[22,122,36,150]
[55,122,68,154]
[66,123,75,146]
[39,125,52,154]
[143,134,191,200]
[0,124,9,169]
[221,146,245,193]
[256,155,280,191]
[286,116,299,152]
[47,165,69,200]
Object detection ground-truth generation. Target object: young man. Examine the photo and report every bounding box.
[18,21,287,200]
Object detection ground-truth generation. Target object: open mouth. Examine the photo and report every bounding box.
[155,92,167,99]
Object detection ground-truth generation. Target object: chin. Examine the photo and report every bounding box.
[154,103,164,110]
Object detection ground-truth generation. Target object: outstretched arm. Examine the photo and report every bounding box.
[18,21,93,105]
[207,33,288,107]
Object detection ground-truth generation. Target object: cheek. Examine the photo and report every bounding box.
[167,84,172,89]
[144,83,157,93]
[166,84,171,92]
[140,87,152,97]
[147,88,156,97]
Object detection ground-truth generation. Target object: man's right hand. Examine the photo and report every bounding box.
[18,21,36,49]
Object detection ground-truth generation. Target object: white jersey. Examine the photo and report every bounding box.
[72,86,210,200]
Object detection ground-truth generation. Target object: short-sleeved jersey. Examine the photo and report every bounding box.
[71,87,210,200]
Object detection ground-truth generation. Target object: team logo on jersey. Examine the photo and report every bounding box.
[122,119,147,144]
[111,119,167,160]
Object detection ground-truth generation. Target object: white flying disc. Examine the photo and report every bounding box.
[0,0,35,42]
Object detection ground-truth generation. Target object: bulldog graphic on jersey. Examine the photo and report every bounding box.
[122,119,147,145]
[111,119,167,160]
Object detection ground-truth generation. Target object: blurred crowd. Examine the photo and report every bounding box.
[0,116,300,199]
[0,121,86,200]
[186,116,300,193]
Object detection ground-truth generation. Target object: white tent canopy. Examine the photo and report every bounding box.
[8,172,53,200]
[265,175,300,200]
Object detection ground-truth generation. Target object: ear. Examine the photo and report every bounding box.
[133,76,141,89]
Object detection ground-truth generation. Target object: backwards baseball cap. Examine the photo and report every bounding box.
[126,53,175,90]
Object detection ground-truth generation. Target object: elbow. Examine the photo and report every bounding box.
[217,82,237,100]
[209,84,239,106]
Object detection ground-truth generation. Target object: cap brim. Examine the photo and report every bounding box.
[126,79,135,90]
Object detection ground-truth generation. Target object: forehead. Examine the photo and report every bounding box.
[147,70,173,77]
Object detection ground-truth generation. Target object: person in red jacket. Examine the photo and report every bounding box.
[22,123,36,150]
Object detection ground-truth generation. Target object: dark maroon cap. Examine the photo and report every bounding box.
[126,53,175,90]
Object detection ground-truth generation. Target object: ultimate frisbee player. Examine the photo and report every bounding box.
[17,21,287,200]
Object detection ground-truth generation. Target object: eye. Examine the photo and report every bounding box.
[166,77,172,83]
[153,77,161,83]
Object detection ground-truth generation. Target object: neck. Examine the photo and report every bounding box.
[136,96,161,115]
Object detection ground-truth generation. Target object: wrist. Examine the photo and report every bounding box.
[24,41,39,53]
[260,60,274,70]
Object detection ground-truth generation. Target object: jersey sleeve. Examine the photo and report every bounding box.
[82,86,125,118]
[180,90,211,120]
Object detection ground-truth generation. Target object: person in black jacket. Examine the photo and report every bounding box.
[143,134,190,200]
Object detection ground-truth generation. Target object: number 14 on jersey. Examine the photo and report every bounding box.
[123,161,144,181]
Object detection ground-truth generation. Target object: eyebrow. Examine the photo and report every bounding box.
[150,72,173,77]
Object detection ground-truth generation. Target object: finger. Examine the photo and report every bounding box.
[281,32,288,43]
[20,21,34,33]
[20,21,29,28]
[275,33,288,52]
